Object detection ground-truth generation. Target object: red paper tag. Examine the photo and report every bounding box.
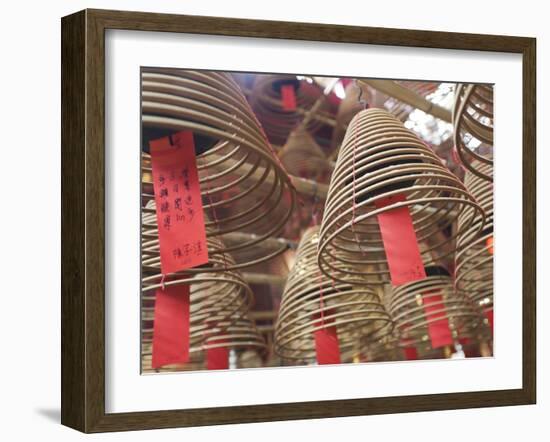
[314,325,341,365]
[422,292,453,349]
[375,194,427,286]
[281,84,297,111]
[486,236,494,255]
[149,131,208,274]
[206,345,229,370]
[151,285,190,369]
[485,309,494,329]
[403,346,418,360]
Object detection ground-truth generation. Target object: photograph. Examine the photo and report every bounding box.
[140,69,494,373]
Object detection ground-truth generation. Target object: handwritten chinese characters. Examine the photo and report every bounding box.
[149,131,209,274]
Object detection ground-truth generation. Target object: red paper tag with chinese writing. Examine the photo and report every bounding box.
[149,131,208,274]
[151,285,190,369]
[206,345,229,370]
[375,194,427,286]
[422,292,453,349]
[281,84,297,111]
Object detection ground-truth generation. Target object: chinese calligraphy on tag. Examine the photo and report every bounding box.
[149,131,209,274]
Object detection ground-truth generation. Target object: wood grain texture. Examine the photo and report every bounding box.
[61,8,537,433]
[61,10,86,431]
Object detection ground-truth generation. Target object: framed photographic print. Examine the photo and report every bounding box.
[61,9,536,433]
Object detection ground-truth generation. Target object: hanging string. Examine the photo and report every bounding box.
[350,115,367,256]
[310,180,320,226]
[354,79,368,110]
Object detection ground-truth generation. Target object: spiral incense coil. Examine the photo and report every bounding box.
[141,234,254,343]
[249,75,328,145]
[141,68,296,268]
[453,84,494,182]
[455,161,494,318]
[318,108,485,284]
[275,226,393,362]
[142,316,266,373]
[388,273,487,350]
[279,127,332,182]
[360,335,403,362]
[279,127,332,238]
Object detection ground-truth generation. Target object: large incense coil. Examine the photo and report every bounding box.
[455,161,494,317]
[275,226,393,362]
[249,75,328,145]
[141,68,296,268]
[141,233,257,372]
[318,108,485,284]
[387,273,488,350]
[453,84,494,182]
[331,81,439,153]
[141,235,254,341]
[142,316,266,373]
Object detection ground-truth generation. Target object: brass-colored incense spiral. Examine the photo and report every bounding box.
[331,81,440,153]
[142,316,266,373]
[141,231,254,339]
[387,273,488,351]
[279,127,332,183]
[141,68,296,268]
[275,226,393,362]
[141,230,262,372]
[318,108,485,284]
[279,127,332,238]
[455,161,494,319]
[453,84,494,182]
[249,75,328,145]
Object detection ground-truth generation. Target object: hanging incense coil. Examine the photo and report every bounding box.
[455,161,494,319]
[387,272,488,351]
[141,235,254,336]
[142,316,266,373]
[279,127,332,182]
[453,84,494,182]
[249,75,328,145]
[279,127,332,238]
[275,226,393,362]
[141,68,296,268]
[331,81,439,153]
[141,233,258,372]
[318,108,485,284]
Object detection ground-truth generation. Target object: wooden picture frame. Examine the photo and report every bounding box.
[61,8,536,433]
